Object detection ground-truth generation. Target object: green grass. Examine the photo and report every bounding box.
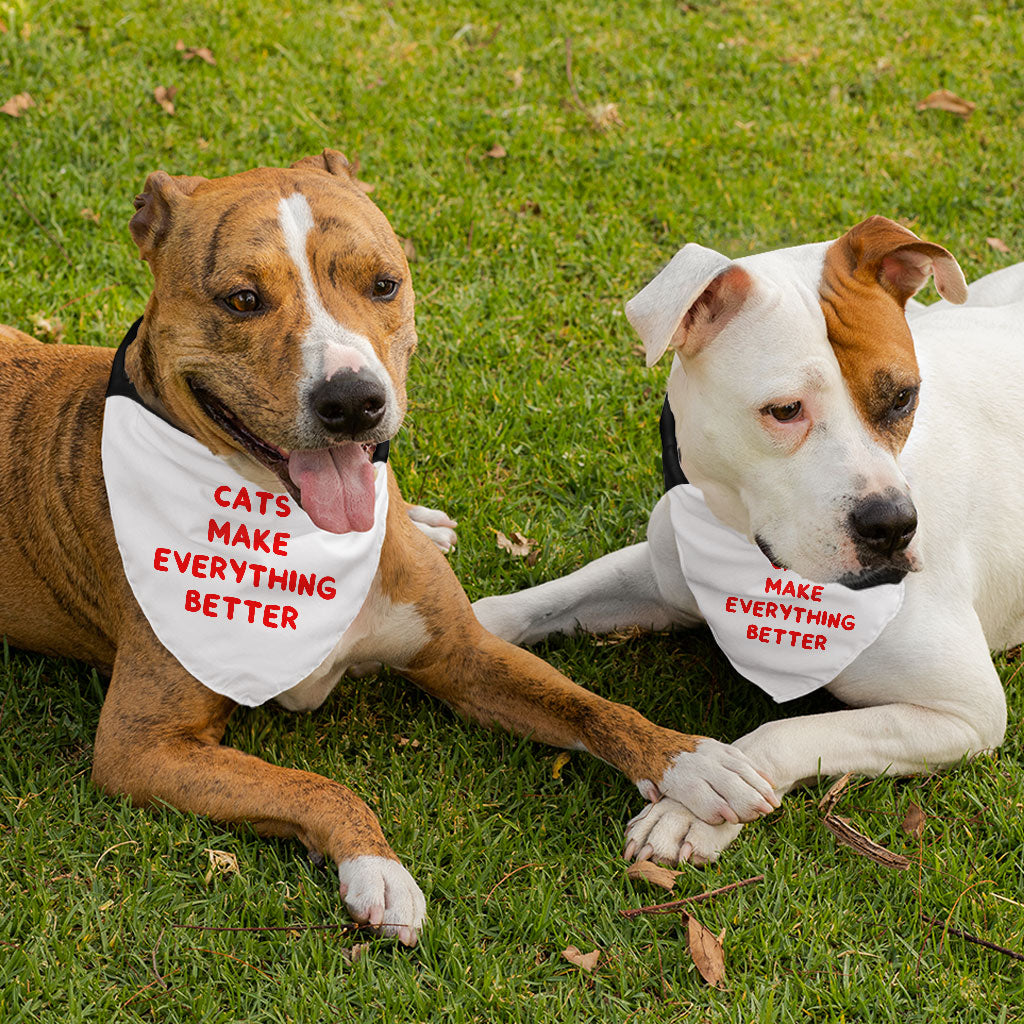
[3,0,1024,1020]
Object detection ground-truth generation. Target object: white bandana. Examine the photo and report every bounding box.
[667,484,904,702]
[101,385,388,708]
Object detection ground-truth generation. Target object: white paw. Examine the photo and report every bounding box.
[624,798,744,866]
[337,855,426,947]
[651,737,780,825]
[407,504,457,553]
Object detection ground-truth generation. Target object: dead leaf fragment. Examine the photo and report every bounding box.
[486,143,507,159]
[684,911,726,989]
[987,237,1011,254]
[203,848,240,884]
[626,859,681,891]
[1,92,34,118]
[551,751,571,779]
[29,313,64,344]
[818,771,854,814]
[176,40,216,65]
[400,237,417,262]
[916,89,975,119]
[341,942,369,963]
[587,102,623,131]
[822,814,911,869]
[508,66,525,89]
[901,801,926,839]
[496,530,537,559]
[80,207,100,224]
[153,85,178,115]
[562,945,600,972]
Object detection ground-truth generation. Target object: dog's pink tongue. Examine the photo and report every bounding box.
[287,445,377,533]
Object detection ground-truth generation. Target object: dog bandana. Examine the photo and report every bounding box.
[659,401,904,702]
[101,321,390,707]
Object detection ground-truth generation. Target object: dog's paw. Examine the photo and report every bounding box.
[406,504,457,553]
[624,798,744,867]
[647,737,780,826]
[337,855,426,947]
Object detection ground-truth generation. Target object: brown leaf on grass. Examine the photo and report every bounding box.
[551,751,571,779]
[626,859,681,891]
[822,814,911,869]
[818,771,854,814]
[916,89,975,119]
[176,39,217,65]
[987,237,1011,254]
[562,945,600,972]
[400,237,417,262]
[518,200,541,216]
[153,85,177,115]
[508,66,525,89]
[901,801,926,839]
[486,143,508,159]
[341,942,370,963]
[29,313,64,344]
[80,207,100,224]
[1,92,34,117]
[684,911,727,989]
[203,848,240,884]
[496,530,537,559]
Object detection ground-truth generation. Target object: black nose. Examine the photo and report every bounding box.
[849,492,917,559]
[309,372,386,436]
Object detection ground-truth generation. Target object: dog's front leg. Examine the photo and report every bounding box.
[93,625,425,945]
[626,606,1008,866]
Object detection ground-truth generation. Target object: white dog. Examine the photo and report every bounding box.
[474,216,1021,865]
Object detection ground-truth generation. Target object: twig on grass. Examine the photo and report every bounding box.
[483,862,539,903]
[821,815,911,870]
[194,947,279,981]
[151,928,169,990]
[922,915,1024,962]
[564,37,585,111]
[620,874,764,918]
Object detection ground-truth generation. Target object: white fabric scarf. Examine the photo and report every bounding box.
[101,393,388,707]
[668,484,905,702]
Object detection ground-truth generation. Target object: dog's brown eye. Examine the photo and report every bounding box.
[891,388,916,413]
[225,290,261,313]
[371,277,399,301]
[769,402,802,422]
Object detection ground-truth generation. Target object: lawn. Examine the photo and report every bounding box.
[2,0,1023,1020]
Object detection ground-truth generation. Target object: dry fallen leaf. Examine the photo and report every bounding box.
[818,771,854,814]
[987,237,1011,254]
[901,801,926,839]
[203,848,240,884]
[626,859,681,891]
[823,814,911,869]
[508,66,525,89]
[496,530,537,559]
[562,945,600,972]
[587,102,623,131]
[518,200,542,216]
[176,39,216,65]
[400,237,417,262]
[341,942,370,963]
[486,143,508,159]
[916,88,975,119]
[684,911,727,989]
[551,751,571,779]
[153,85,177,115]
[1,92,34,118]
[80,207,100,224]
[29,313,64,344]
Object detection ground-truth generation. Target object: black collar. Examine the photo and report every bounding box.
[659,396,688,491]
[107,319,390,464]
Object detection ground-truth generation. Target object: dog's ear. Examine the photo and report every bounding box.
[130,171,207,261]
[838,216,967,307]
[626,244,753,367]
[289,149,355,179]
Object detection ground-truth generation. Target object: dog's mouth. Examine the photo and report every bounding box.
[188,381,381,534]
[836,565,910,590]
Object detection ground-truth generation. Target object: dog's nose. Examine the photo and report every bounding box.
[309,373,386,436]
[849,492,917,559]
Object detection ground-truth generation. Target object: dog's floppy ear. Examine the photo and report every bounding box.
[626,244,753,367]
[837,215,967,307]
[289,149,355,179]
[130,171,208,261]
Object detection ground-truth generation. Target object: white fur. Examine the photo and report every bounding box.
[277,193,400,439]
[337,855,426,946]
[406,504,458,553]
[474,252,1024,865]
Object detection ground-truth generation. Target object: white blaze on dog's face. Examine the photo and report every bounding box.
[628,217,968,588]
[126,150,417,535]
